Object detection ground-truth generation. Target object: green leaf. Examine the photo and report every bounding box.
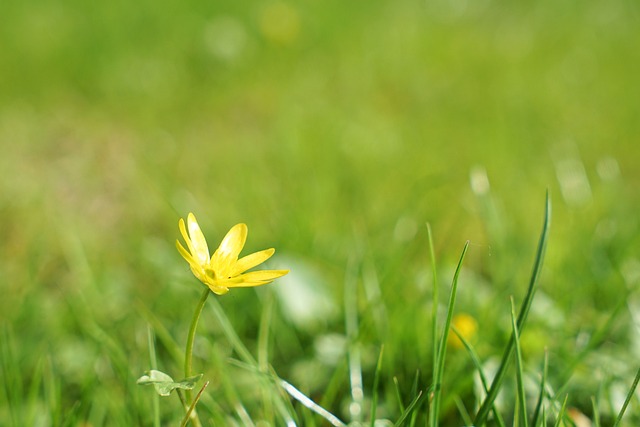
[137,370,203,397]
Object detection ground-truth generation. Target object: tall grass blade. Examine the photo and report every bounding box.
[429,240,470,427]
[147,326,161,427]
[409,370,421,427]
[474,193,551,426]
[1,326,24,426]
[557,293,628,395]
[454,395,473,426]
[612,366,640,427]
[136,301,184,366]
[452,326,506,427]
[591,396,601,427]
[395,391,425,427]
[211,349,256,427]
[370,346,384,427]
[345,255,364,423]
[208,298,297,425]
[530,350,548,427]
[180,381,210,427]
[393,377,406,413]
[510,297,528,427]
[258,291,276,421]
[280,379,347,427]
[552,395,568,427]
[427,223,439,384]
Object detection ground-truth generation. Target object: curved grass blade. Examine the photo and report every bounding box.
[552,395,568,427]
[280,379,347,427]
[208,298,297,426]
[454,395,473,426]
[511,297,528,427]
[429,240,470,427]
[612,366,640,427]
[530,351,548,427]
[180,381,209,427]
[409,370,421,427]
[370,346,384,427]
[451,326,506,427]
[393,377,405,413]
[426,223,439,388]
[394,391,425,427]
[556,293,629,395]
[345,254,364,423]
[474,193,551,426]
[591,396,601,427]
[146,327,161,427]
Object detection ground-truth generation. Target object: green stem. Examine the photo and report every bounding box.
[184,287,210,426]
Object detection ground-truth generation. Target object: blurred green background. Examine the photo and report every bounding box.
[1,0,639,424]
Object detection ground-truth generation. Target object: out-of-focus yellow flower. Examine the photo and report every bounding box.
[176,213,289,295]
[259,2,300,45]
[448,313,478,349]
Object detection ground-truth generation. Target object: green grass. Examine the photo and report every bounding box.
[2,0,640,425]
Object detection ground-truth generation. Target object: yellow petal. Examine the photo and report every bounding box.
[176,240,196,265]
[232,248,275,276]
[211,223,247,274]
[229,270,290,287]
[204,281,229,295]
[187,213,210,265]
[178,218,195,257]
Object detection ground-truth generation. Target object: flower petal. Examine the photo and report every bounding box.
[178,218,195,257]
[176,240,197,266]
[211,223,247,274]
[187,213,210,265]
[228,270,289,287]
[232,248,275,276]
[204,280,229,295]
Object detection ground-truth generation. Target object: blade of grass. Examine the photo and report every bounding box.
[552,395,568,427]
[147,326,161,427]
[1,326,24,426]
[395,391,425,427]
[280,379,347,427]
[409,370,421,427]
[25,355,45,426]
[180,381,210,427]
[393,377,406,413]
[228,358,344,426]
[136,300,184,366]
[43,355,61,427]
[345,254,364,423]
[427,222,439,388]
[429,240,470,427]
[208,298,297,426]
[258,291,276,422]
[363,259,389,339]
[510,297,528,427]
[556,293,629,396]
[319,359,349,411]
[591,396,601,427]
[530,350,548,427]
[370,346,384,427]
[612,365,640,427]
[211,348,256,427]
[451,326,506,427]
[426,222,439,427]
[474,193,551,426]
[454,395,473,426]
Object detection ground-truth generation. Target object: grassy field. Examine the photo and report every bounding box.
[1,0,640,425]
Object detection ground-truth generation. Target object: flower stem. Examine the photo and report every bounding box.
[184,287,210,426]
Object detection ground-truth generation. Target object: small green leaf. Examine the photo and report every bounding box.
[137,370,203,397]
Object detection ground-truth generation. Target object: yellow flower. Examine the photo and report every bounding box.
[447,313,478,350]
[176,213,289,295]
